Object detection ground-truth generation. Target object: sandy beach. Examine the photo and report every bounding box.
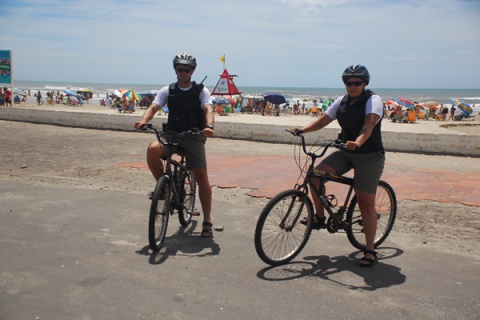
[5,99,480,136]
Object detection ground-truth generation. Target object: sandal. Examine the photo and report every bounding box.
[201,221,213,238]
[359,250,378,268]
[300,214,326,230]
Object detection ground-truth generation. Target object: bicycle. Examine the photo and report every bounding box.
[141,123,203,252]
[254,130,397,266]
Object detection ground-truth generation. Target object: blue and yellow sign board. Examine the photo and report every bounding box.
[0,50,12,84]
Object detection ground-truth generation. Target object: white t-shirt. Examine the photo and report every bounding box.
[153,83,213,109]
[325,94,384,124]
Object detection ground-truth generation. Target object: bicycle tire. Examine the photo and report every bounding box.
[345,180,397,250]
[178,169,196,226]
[148,176,172,252]
[254,189,314,266]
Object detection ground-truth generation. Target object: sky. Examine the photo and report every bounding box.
[1,0,479,89]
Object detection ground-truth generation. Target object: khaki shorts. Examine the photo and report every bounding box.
[162,131,207,169]
[320,150,385,194]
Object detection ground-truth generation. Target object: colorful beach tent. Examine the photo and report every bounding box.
[451,99,473,114]
[211,69,242,96]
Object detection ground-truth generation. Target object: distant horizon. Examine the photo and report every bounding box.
[12,79,480,91]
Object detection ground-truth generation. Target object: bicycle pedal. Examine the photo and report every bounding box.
[191,211,200,216]
[325,194,337,208]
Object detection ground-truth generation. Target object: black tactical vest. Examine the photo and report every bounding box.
[167,82,205,132]
[336,90,384,153]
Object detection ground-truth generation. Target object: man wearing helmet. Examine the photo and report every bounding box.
[292,65,385,267]
[135,53,215,238]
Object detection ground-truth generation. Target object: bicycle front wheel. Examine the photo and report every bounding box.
[178,169,196,227]
[346,180,397,250]
[254,189,314,266]
[148,176,172,252]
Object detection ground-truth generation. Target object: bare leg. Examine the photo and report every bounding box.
[193,168,212,236]
[146,141,164,181]
[193,168,212,222]
[355,189,378,264]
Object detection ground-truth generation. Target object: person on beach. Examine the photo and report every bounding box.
[441,104,448,121]
[448,105,455,121]
[135,52,215,238]
[291,65,385,267]
[36,90,42,106]
[0,88,5,106]
[4,87,12,107]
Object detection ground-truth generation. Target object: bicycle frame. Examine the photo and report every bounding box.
[254,131,397,265]
[145,124,202,213]
[162,144,185,213]
[291,131,356,232]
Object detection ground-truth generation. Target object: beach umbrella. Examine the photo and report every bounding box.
[262,92,286,105]
[321,100,330,110]
[394,97,415,109]
[64,89,76,96]
[451,99,473,114]
[423,101,438,107]
[13,89,27,97]
[213,96,230,104]
[113,89,126,98]
[120,89,142,101]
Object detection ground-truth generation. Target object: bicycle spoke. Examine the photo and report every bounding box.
[346,181,397,250]
[255,190,313,266]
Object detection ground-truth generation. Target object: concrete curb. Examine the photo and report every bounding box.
[1,108,478,156]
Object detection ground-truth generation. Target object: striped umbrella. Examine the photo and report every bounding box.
[394,97,415,109]
[451,99,473,114]
[120,89,142,101]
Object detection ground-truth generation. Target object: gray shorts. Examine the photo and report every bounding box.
[162,131,207,169]
[320,150,385,194]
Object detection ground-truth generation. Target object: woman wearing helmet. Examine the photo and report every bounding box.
[136,52,215,237]
[292,65,385,267]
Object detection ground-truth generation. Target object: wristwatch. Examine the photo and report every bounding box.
[206,124,214,130]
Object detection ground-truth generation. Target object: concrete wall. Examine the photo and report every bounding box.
[1,108,478,156]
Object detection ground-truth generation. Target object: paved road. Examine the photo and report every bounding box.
[0,122,479,320]
[1,182,479,320]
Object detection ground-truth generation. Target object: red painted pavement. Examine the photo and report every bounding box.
[118,154,480,207]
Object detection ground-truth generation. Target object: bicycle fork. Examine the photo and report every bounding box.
[280,192,307,232]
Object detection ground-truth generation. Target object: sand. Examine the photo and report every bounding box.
[7,100,480,136]
[0,120,479,256]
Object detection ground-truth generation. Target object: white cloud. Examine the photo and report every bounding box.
[1,0,479,88]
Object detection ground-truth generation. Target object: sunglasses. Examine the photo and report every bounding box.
[176,68,192,74]
[345,80,364,87]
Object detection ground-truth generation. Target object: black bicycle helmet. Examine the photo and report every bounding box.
[342,65,370,85]
[173,52,197,70]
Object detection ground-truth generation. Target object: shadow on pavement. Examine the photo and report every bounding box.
[256,247,405,291]
[135,220,221,265]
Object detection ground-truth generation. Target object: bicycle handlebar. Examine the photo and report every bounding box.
[140,123,205,144]
[286,129,347,158]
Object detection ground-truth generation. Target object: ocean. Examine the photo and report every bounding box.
[11,80,480,107]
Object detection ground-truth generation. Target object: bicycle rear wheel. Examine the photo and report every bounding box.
[148,176,172,252]
[254,189,314,266]
[178,169,196,226]
[346,180,397,250]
